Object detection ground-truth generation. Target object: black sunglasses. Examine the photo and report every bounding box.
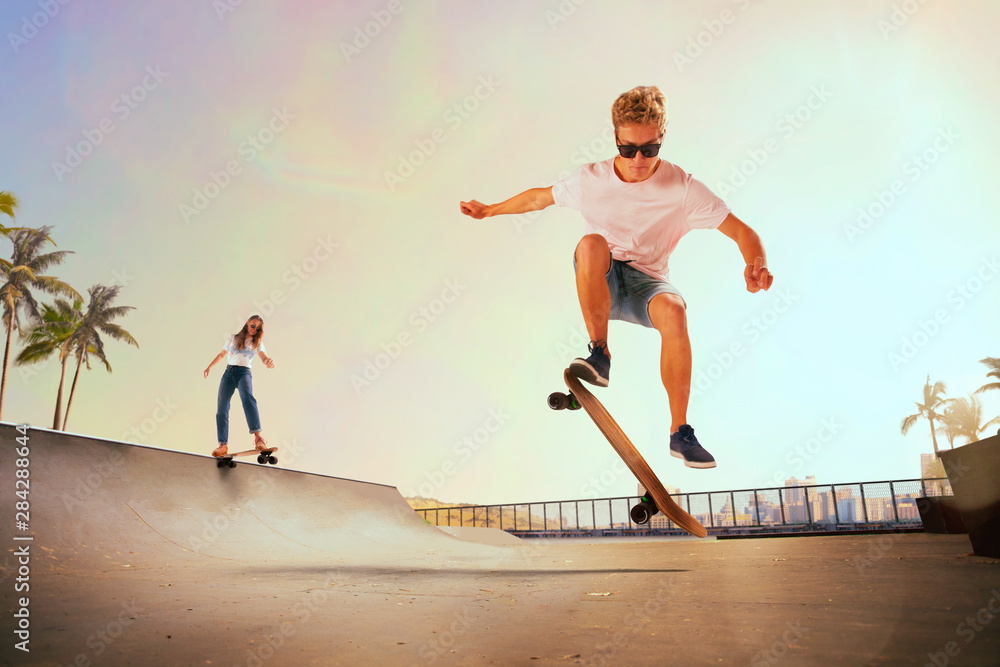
[616,142,662,159]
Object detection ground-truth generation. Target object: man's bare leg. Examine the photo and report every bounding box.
[574,234,612,348]
[571,234,613,385]
[648,293,690,431]
[649,293,716,467]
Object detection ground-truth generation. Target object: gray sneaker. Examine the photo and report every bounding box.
[669,424,716,469]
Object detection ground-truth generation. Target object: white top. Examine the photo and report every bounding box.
[223,334,266,368]
[551,158,730,280]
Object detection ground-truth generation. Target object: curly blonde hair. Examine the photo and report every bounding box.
[611,86,668,134]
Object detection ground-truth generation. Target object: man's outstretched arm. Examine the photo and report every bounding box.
[460,186,554,219]
[718,213,774,293]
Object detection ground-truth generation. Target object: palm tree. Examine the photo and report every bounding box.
[939,394,1000,445]
[62,284,138,431]
[0,191,19,231]
[901,375,949,456]
[974,357,1000,395]
[0,226,78,419]
[14,298,83,428]
[934,401,962,450]
[0,190,32,239]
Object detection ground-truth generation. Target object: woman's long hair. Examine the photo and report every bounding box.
[233,316,264,351]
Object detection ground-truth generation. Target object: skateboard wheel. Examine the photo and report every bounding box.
[228,460,236,468]
[568,394,581,410]
[216,459,224,468]
[630,501,657,525]
[257,454,267,464]
[547,392,570,410]
[268,456,277,465]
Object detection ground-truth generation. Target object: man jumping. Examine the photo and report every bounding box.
[460,85,773,469]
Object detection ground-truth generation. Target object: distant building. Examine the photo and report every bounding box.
[783,476,816,523]
[920,453,936,478]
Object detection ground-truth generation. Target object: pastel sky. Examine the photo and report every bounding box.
[2,0,997,505]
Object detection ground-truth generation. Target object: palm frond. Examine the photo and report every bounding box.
[0,190,19,221]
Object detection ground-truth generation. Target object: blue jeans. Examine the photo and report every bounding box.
[216,365,261,445]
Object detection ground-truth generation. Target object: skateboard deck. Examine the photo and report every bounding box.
[552,370,707,538]
[215,447,279,468]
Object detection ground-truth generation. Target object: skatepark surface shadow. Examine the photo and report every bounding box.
[2,424,999,666]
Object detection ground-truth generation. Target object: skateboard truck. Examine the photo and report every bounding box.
[630,494,661,525]
[547,391,581,411]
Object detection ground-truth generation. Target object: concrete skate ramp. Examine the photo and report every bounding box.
[436,525,524,545]
[0,423,503,572]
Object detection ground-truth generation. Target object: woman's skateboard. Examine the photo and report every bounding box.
[549,369,707,538]
[214,447,279,468]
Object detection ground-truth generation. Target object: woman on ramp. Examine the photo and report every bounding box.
[204,315,276,457]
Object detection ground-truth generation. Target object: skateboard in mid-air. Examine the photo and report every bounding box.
[549,369,707,538]
[214,447,279,468]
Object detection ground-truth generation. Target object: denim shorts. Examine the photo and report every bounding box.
[574,254,685,329]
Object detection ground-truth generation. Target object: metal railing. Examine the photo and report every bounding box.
[414,477,951,537]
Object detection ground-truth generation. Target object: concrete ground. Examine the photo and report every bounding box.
[8,533,1000,666]
[3,425,999,666]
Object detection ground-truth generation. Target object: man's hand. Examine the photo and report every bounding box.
[459,200,489,219]
[744,256,773,293]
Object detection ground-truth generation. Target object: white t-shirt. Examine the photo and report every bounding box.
[223,334,266,368]
[551,158,730,281]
